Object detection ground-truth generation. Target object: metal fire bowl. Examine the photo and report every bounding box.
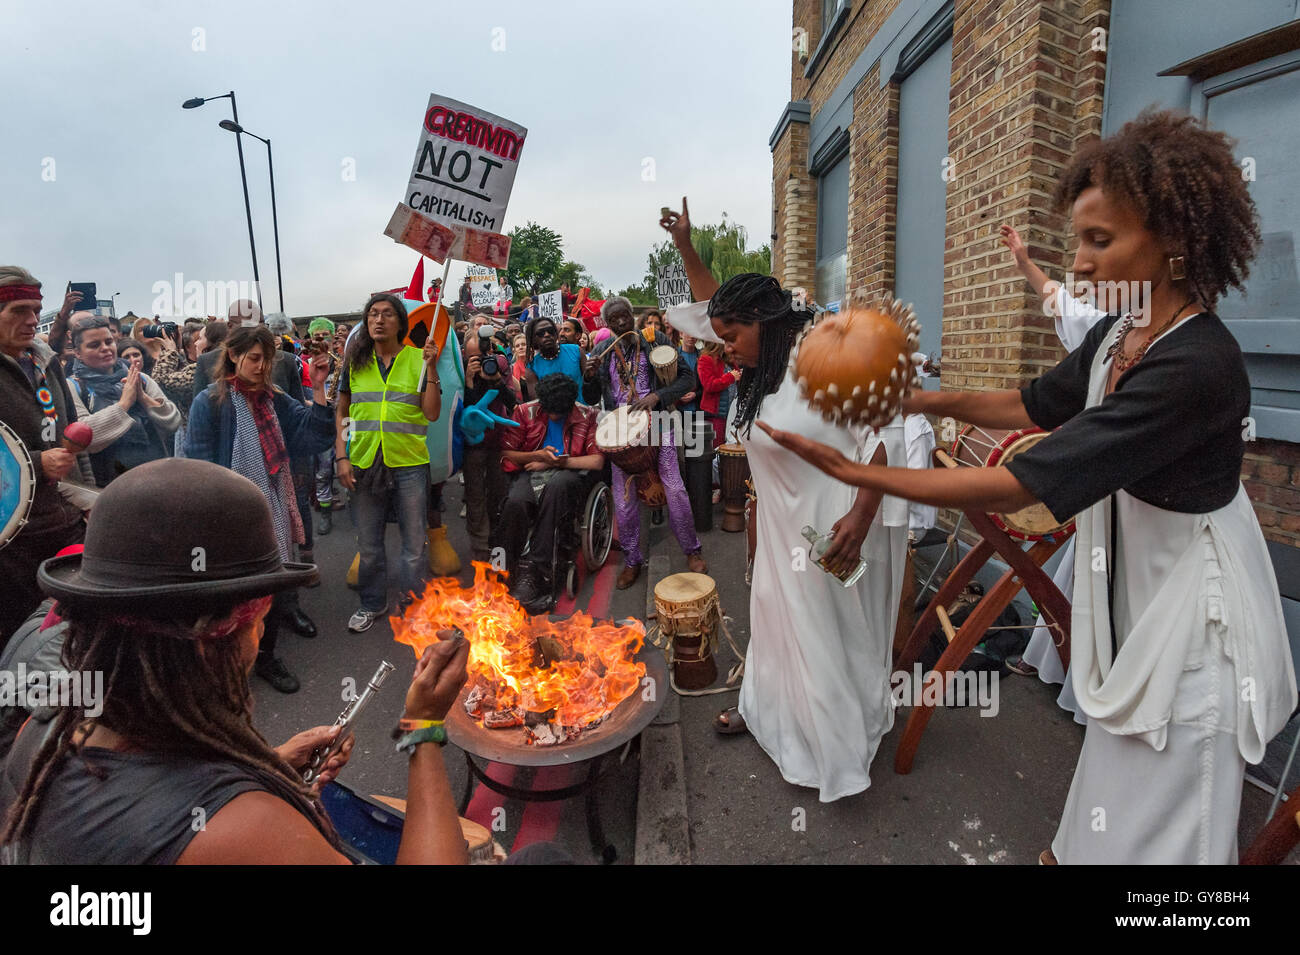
[446,627,667,768]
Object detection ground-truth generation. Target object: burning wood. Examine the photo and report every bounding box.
[393,563,647,745]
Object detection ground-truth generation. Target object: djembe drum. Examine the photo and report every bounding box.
[654,572,721,690]
[649,345,678,386]
[595,406,665,507]
[945,425,1074,540]
[716,443,749,533]
[792,298,922,428]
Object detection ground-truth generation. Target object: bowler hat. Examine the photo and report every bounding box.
[39,458,318,614]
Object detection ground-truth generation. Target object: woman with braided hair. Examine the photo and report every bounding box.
[762,111,1297,862]
[661,200,909,803]
[0,459,471,864]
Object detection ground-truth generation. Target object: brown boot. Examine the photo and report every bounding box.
[687,552,707,575]
[616,563,642,590]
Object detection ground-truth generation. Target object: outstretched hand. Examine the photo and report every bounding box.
[999,224,1028,265]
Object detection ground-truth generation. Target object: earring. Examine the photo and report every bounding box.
[1168,256,1186,281]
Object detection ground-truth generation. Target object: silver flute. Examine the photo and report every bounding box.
[302,660,396,785]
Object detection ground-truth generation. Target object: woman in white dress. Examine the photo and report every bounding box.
[762,111,1297,862]
[661,200,909,803]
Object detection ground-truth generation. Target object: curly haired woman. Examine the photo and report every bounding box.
[763,110,1297,863]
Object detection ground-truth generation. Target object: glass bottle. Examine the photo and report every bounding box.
[801,525,868,587]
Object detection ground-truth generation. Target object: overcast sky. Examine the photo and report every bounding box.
[1,0,791,318]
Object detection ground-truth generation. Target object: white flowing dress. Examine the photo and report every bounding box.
[1031,316,1297,863]
[668,302,910,801]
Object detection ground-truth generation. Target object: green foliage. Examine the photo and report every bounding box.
[553,260,604,300]
[503,222,565,298]
[641,213,771,300]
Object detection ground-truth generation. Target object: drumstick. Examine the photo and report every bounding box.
[934,448,959,470]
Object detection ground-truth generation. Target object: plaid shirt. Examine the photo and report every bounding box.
[499,401,599,473]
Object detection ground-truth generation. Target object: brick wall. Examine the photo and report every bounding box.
[774,0,1299,558]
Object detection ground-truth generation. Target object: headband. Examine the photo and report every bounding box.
[0,285,42,303]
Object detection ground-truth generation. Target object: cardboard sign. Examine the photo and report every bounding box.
[538,290,563,320]
[405,94,526,233]
[656,259,691,308]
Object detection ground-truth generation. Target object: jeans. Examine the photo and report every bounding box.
[315,449,334,507]
[353,463,430,613]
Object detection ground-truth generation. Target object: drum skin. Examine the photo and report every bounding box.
[949,425,1074,541]
[792,299,921,429]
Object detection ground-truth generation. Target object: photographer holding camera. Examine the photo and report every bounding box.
[460,326,516,562]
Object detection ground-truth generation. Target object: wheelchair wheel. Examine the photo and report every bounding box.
[581,483,613,570]
[565,562,578,598]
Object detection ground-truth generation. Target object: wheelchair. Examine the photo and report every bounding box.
[556,478,614,598]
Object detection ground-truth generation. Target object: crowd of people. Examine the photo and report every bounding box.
[0,109,1295,866]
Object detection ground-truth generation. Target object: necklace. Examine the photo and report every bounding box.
[1104,298,1195,373]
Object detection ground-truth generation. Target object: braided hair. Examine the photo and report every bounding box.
[707,273,809,437]
[1,597,342,856]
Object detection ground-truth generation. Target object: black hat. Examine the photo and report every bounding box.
[39,458,318,614]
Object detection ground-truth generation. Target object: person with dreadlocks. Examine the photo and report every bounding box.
[592,295,705,588]
[759,111,1297,863]
[0,459,472,864]
[660,199,909,803]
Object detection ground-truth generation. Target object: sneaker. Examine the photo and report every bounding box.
[316,509,332,535]
[348,605,389,632]
[255,656,300,694]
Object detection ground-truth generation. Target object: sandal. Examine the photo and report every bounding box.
[714,707,747,736]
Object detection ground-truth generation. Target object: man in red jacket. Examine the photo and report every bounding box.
[497,373,603,614]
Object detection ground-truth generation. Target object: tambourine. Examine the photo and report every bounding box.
[790,297,921,428]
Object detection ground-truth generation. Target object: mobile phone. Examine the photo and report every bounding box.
[68,281,96,310]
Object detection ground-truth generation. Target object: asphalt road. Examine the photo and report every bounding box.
[256,476,1293,865]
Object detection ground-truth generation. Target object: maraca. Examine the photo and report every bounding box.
[790,297,921,429]
[61,421,93,454]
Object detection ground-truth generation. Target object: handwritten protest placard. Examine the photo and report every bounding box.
[538,290,563,321]
[656,259,691,308]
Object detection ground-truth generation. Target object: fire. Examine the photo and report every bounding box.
[392,563,646,734]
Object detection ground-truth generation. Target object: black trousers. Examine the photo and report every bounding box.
[496,470,589,575]
[258,590,293,663]
[0,519,84,649]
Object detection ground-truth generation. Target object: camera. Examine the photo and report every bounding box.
[480,353,506,377]
[142,322,178,339]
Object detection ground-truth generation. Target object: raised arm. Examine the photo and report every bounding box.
[660,198,720,301]
[903,388,1034,431]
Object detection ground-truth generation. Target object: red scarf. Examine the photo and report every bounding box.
[230,377,289,476]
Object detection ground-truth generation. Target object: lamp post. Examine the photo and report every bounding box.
[111,291,121,319]
[219,120,284,315]
[182,92,262,308]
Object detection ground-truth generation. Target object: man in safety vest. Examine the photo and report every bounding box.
[335,293,441,632]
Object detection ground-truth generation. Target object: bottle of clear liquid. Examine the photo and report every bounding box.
[801,525,868,587]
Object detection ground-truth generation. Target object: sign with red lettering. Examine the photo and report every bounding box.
[404,94,527,235]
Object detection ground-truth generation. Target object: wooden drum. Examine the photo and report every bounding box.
[654,572,720,690]
[649,345,678,386]
[716,443,749,533]
[595,406,664,507]
[946,425,1074,541]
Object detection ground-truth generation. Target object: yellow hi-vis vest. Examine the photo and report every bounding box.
[347,346,430,469]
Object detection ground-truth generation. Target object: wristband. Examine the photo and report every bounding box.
[394,724,447,754]
[335,455,349,462]
[394,717,442,733]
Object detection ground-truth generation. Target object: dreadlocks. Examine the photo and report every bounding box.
[1054,109,1260,307]
[1,598,341,854]
[707,273,809,437]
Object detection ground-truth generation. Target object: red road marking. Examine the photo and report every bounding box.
[463,760,516,830]
[509,764,578,852]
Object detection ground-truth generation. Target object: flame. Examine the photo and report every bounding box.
[392,563,646,731]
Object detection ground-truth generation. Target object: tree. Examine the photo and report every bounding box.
[503,222,565,298]
[554,260,604,299]
[639,213,771,302]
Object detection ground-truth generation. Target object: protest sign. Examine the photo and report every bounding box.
[538,290,562,321]
[405,94,526,232]
[656,259,691,308]
[465,266,496,308]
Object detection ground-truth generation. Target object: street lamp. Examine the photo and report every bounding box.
[219,119,284,314]
[182,92,262,308]
[111,291,121,318]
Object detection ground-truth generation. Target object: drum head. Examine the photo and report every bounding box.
[655,572,716,603]
[650,345,677,366]
[0,421,35,550]
[717,443,746,457]
[596,406,651,451]
[990,431,1074,539]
